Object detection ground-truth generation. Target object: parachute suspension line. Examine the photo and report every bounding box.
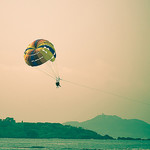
[48,61,59,78]
[62,79,150,106]
[46,60,60,79]
[50,61,59,78]
[36,67,56,80]
[52,60,60,78]
[36,62,56,78]
[45,61,58,78]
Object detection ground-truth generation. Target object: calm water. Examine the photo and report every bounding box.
[0,138,150,150]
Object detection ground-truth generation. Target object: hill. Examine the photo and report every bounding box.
[63,114,150,139]
[0,117,113,139]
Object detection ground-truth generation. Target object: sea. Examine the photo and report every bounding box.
[0,138,150,150]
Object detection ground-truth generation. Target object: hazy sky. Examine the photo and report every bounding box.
[0,0,150,123]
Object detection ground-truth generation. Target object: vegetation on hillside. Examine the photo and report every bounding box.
[0,117,113,139]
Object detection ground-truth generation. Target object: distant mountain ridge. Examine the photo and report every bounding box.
[63,114,150,139]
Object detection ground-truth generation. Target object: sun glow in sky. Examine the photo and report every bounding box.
[0,0,150,123]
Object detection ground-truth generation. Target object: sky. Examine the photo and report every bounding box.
[0,0,150,123]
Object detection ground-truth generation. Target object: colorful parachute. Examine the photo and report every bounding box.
[24,39,56,67]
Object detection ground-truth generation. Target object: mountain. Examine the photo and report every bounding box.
[63,114,150,139]
[0,117,113,139]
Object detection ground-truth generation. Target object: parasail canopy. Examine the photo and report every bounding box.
[24,39,56,67]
